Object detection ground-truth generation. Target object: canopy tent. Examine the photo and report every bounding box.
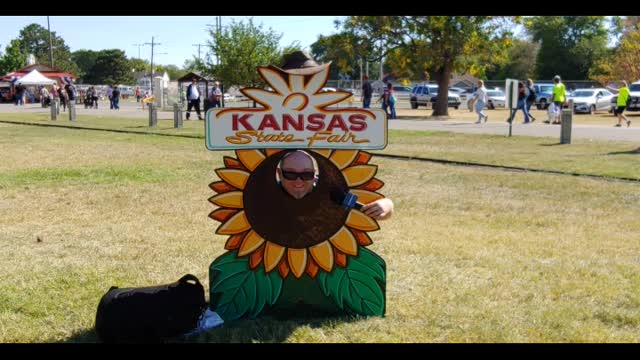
[16,69,56,85]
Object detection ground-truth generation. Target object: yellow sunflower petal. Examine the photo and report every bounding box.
[287,248,308,279]
[342,165,377,187]
[311,149,332,158]
[236,149,266,172]
[238,230,266,256]
[215,169,250,190]
[350,189,384,204]
[309,241,334,272]
[264,242,286,272]
[329,150,359,170]
[329,226,358,256]
[346,210,380,231]
[209,191,244,209]
[216,210,251,235]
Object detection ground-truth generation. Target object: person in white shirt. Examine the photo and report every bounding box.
[210,82,222,108]
[186,77,203,120]
[472,80,488,124]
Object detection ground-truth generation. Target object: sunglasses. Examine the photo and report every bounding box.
[281,170,315,181]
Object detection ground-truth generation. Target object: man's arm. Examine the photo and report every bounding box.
[361,198,394,221]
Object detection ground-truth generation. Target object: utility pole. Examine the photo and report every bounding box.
[206,16,222,66]
[144,37,162,94]
[192,44,206,61]
[132,43,144,59]
[47,16,54,67]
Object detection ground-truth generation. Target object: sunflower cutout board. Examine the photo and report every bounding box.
[205,60,389,320]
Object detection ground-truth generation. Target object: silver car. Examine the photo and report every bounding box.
[568,88,614,114]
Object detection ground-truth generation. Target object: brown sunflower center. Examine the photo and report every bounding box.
[243,151,350,249]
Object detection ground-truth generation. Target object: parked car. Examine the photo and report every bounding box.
[609,80,640,113]
[223,93,235,102]
[410,84,461,109]
[485,90,506,109]
[567,88,614,114]
[533,83,555,109]
[392,85,412,101]
[448,87,470,101]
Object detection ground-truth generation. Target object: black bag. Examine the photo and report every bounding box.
[95,274,206,343]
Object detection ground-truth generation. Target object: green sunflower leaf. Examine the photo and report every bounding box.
[209,250,283,321]
[316,248,386,316]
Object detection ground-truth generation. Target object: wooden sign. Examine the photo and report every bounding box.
[205,66,387,150]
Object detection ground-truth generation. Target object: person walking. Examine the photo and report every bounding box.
[112,86,121,110]
[185,77,203,120]
[613,80,631,128]
[516,81,531,123]
[472,80,488,123]
[362,75,373,108]
[526,79,537,122]
[546,75,566,125]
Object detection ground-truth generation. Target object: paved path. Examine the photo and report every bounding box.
[2,102,638,142]
[389,119,640,142]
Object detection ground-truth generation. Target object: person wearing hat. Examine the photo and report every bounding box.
[210,81,222,108]
[548,75,566,125]
[186,77,203,120]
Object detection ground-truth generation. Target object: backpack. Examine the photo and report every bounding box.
[95,274,206,343]
[527,86,536,102]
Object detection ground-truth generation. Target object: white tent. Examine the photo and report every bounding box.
[16,69,56,85]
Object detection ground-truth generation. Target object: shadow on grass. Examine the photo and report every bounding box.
[539,142,566,146]
[607,148,640,155]
[61,328,99,343]
[59,311,360,343]
[181,312,359,343]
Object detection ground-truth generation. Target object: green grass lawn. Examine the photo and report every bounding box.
[1,112,638,180]
[0,122,638,342]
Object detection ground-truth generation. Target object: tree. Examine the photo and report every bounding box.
[0,39,27,74]
[590,28,640,85]
[525,16,611,80]
[18,23,79,75]
[87,49,134,85]
[485,39,539,80]
[311,34,360,80]
[340,16,517,116]
[204,18,288,89]
[129,58,150,73]
[71,49,99,83]
[160,64,186,80]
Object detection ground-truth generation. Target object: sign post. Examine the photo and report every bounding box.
[504,78,519,137]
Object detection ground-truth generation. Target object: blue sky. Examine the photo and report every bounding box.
[0,16,344,67]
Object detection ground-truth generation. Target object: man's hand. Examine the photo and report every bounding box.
[361,198,394,221]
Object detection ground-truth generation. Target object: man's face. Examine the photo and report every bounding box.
[278,152,316,200]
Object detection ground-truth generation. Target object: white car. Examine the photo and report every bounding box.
[568,88,614,114]
[485,90,506,109]
[448,87,470,101]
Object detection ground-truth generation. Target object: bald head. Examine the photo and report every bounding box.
[277,150,318,200]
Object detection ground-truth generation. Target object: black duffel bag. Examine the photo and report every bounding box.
[95,274,206,343]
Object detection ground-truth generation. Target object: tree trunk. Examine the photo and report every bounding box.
[431,62,452,117]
